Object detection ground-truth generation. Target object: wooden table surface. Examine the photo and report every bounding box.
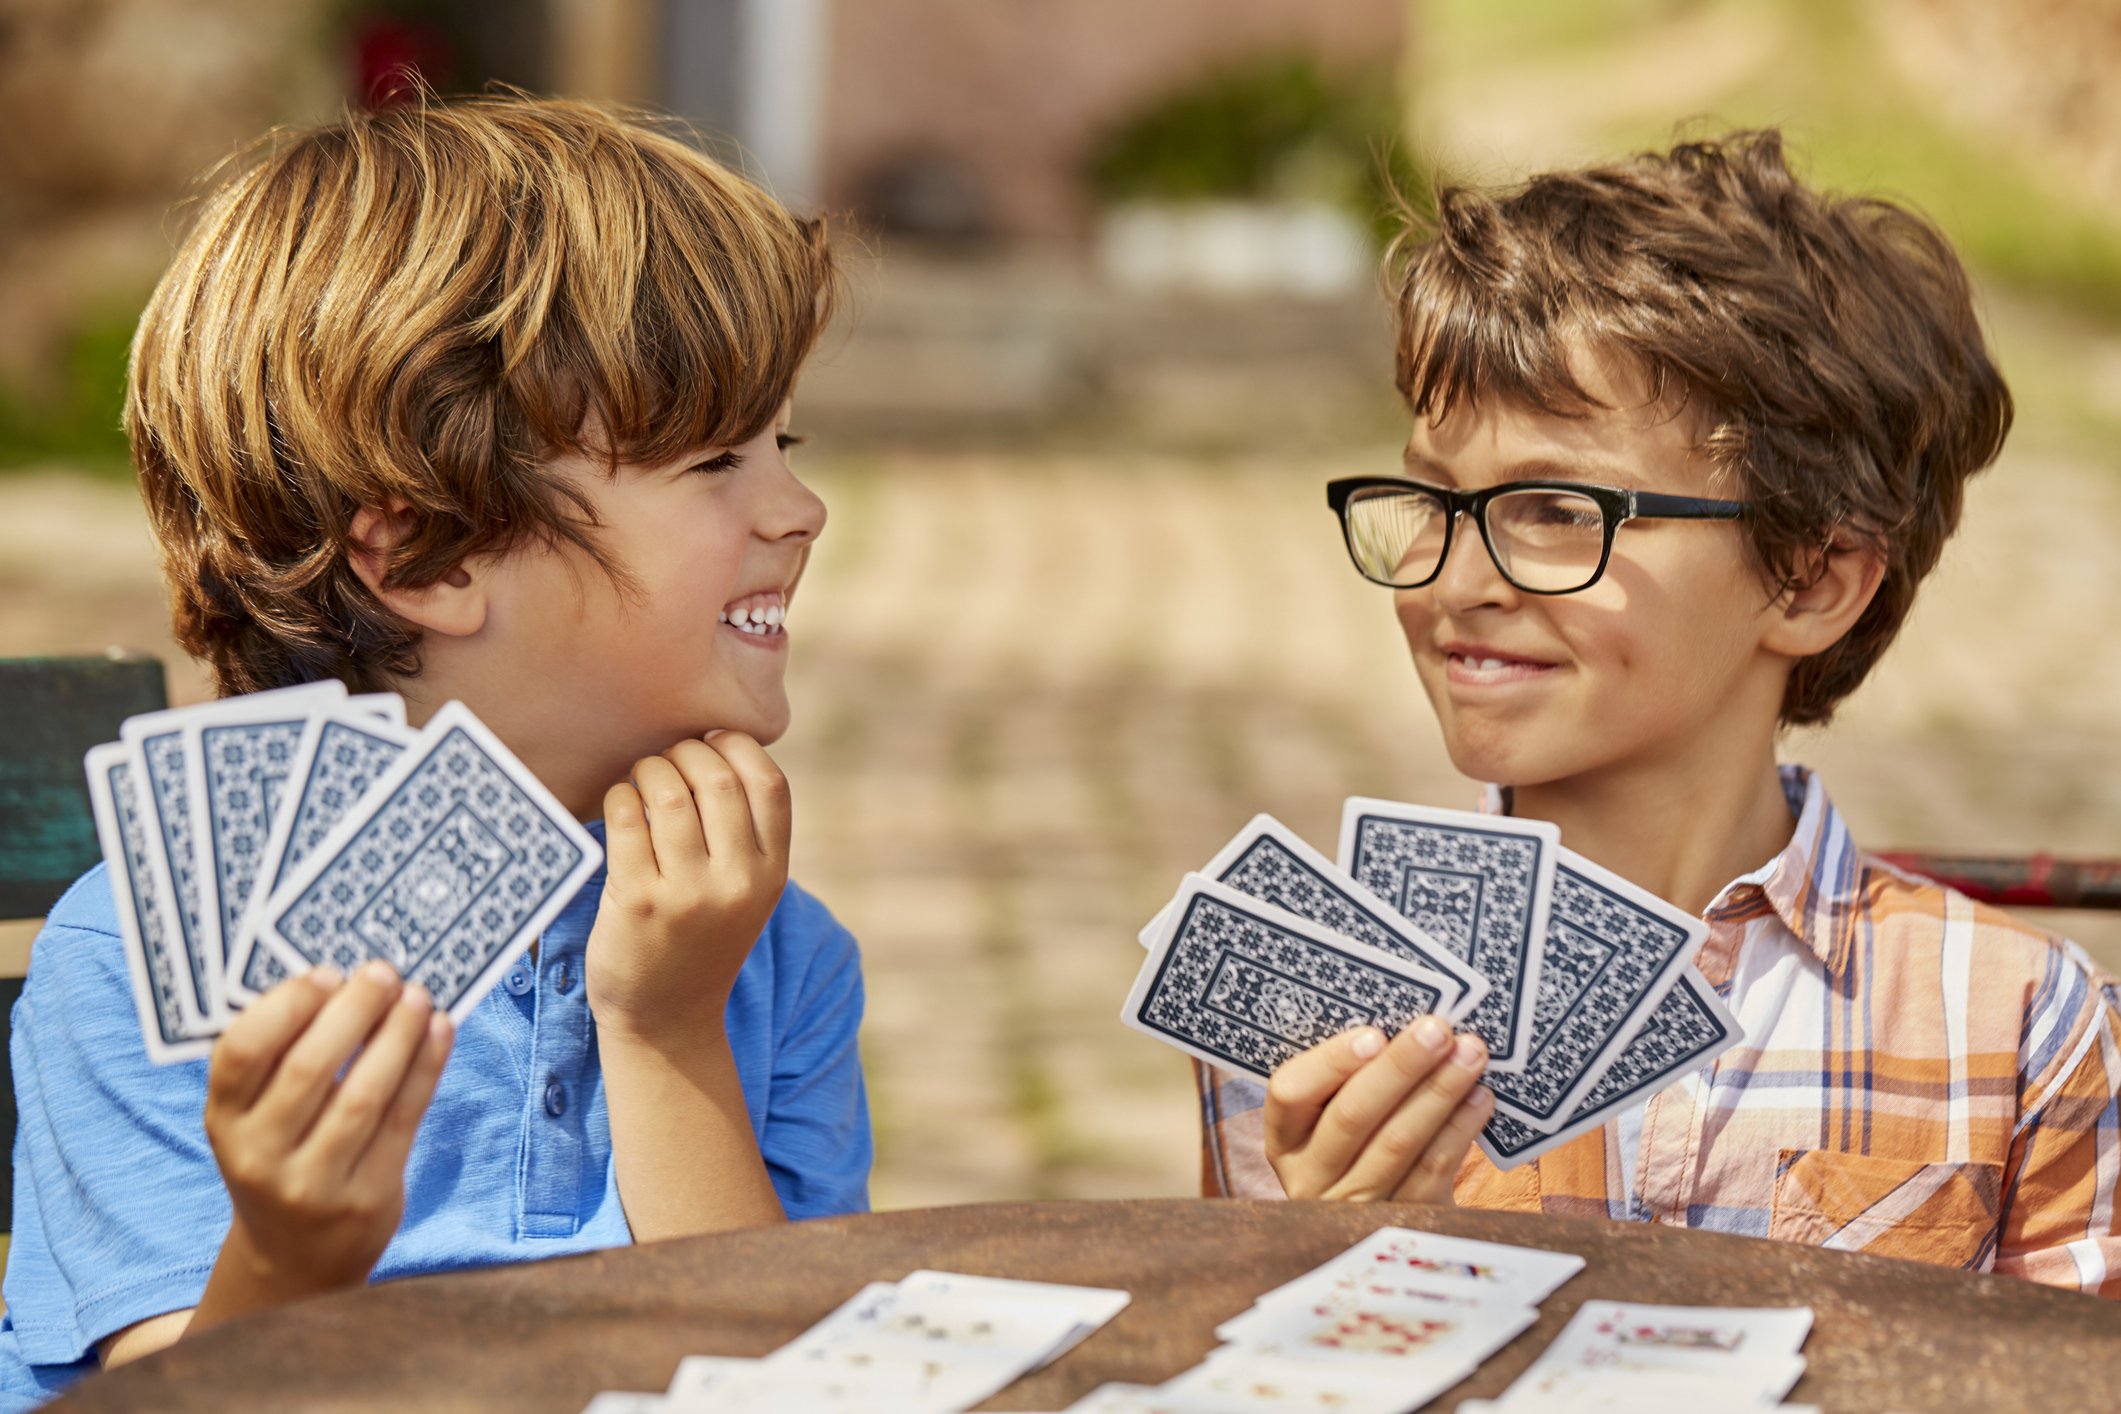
[56,1199,2121,1412]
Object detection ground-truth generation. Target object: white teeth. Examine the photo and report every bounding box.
[731,607,752,627]
[717,611,729,624]
[766,605,784,627]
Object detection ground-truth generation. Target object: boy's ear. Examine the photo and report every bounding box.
[346,502,488,638]
[1761,536,1887,662]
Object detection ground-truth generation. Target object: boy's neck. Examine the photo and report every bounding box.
[1507,741,1800,919]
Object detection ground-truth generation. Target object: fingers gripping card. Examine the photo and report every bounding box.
[1123,874,1454,1080]
[258,701,601,1021]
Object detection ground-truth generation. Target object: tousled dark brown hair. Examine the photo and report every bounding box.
[1390,129,2012,726]
[128,91,837,695]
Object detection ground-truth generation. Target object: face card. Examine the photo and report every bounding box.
[1124,875,1455,1081]
[1139,814,1484,1022]
[1482,847,1707,1134]
[1337,799,1560,1073]
[1253,1227,1586,1314]
[227,705,415,1004]
[182,683,350,1011]
[84,744,216,1064]
[256,700,601,1022]
[1478,966,1741,1171]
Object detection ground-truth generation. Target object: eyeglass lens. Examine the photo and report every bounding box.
[1344,486,1610,592]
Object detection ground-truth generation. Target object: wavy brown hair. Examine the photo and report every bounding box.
[1390,130,2012,726]
[127,91,837,695]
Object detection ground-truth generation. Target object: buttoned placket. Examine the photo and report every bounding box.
[1632,893,1754,1225]
[518,931,595,1238]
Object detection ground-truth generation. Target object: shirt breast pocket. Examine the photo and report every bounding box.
[1769,1148,2004,1271]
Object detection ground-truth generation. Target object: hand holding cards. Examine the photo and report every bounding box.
[86,685,602,1062]
[1124,802,1743,1169]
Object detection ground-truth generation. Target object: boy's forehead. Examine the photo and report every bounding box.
[1403,347,1714,490]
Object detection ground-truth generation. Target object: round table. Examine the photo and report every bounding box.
[56,1200,2121,1412]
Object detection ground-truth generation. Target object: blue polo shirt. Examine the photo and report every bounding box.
[0,837,871,1408]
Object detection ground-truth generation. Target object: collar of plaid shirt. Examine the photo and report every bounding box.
[1198,766,2121,1297]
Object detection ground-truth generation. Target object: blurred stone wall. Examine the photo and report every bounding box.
[1883,0,2121,215]
[818,0,1407,243]
[0,0,335,385]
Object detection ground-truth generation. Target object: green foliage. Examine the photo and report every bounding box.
[1084,53,1426,244]
[0,310,140,476]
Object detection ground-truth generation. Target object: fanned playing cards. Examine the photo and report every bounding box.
[1126,806,1744,1169]
[84,687,602,1062]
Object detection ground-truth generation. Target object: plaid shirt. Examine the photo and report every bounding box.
[1197,767,2121,1297]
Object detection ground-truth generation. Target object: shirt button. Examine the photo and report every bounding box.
[543,1076,567,1118]
[504,966,533,996]
[552,961,573,995]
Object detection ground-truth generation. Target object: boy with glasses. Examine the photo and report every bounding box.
[1204,131,2121,1296]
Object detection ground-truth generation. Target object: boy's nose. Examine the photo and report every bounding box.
[1433,512,1517,612]
[758,464,827,544]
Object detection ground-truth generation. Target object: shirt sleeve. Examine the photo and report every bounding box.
[757,885,873,1221]
[2,867,229,1382]
[1991,941,2121,1297]
[1198,1060,1287,1200]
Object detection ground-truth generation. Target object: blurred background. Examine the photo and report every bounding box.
[2,0,2117,1210]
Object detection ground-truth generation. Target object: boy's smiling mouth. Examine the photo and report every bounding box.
[1440,640,1558,687]
[718,589,788,641]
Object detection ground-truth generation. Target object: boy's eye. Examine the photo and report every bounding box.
[778,432,805,453]
[689,451,743,475]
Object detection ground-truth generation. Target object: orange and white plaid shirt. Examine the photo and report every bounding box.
[1197,766,2121,1297]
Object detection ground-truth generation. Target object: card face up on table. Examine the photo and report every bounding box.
[85,688,601,1062]
[1125,806,1742,1169]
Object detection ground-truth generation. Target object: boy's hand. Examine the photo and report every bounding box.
[588,731,791,1045]
[1265,1016,1493,1203]
[201,962,454,1309]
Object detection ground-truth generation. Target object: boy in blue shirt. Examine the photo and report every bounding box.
[2,93,870,1404]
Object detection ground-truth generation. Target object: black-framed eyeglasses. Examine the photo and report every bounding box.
[1326,476,1751,595]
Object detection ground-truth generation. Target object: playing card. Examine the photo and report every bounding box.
[767,1277,1112,1411]
[896,1269,1130,1369]
[182,682,351,1014]
[1062,1385,1226,1413]
[255,700,601,1021]
[84,743,216,1064]
[1249,1227,1586,1313]
[1337,799,1560,1073]
[1216,1279,1484,1345]
[227,704,415,1005]
[1477,967,1741,1171]
[1124,874,1456,1081]
[1159,1348,1451,1414]
[662,1352,934,1411]
[1482,847,1706,1135]
[1499,1301,1811,1408]
[1139,814,1484,1022]
[1220,1287,1538,1377]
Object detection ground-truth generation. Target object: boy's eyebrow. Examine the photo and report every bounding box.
[1401,450,1649,489]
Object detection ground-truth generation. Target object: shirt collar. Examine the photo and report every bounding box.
[1480,764,1859,975]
